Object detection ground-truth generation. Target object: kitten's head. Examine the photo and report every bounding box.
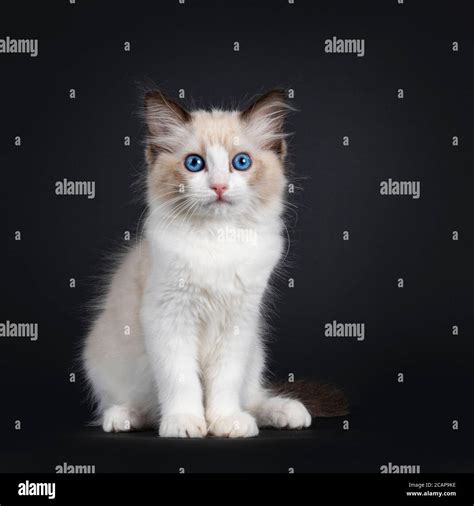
[144,90,292,224]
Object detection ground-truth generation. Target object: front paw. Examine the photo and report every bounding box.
[208,412,259,438]
[159,414,207,438]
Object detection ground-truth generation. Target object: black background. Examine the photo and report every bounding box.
[0,0,472,473]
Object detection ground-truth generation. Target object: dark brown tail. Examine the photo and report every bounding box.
[274,380,349,417]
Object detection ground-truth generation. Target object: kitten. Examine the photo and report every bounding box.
[82,89,312,438]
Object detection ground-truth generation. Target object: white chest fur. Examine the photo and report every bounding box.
[147,217,284,296]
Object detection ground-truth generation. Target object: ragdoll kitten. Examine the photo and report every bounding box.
[82,89,312,438]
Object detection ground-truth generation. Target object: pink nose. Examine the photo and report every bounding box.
[211,184,228,199]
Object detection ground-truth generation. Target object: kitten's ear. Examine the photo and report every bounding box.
[144,90,191,162]
[240,89,292,158]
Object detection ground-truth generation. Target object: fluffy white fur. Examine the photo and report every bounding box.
[82,90,311,438]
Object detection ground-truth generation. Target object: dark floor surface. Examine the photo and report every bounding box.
[2,409,472,474]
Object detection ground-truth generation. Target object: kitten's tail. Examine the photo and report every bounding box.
[274,380,349,417]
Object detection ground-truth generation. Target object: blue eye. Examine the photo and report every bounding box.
[232,152,252,171]
[184,154,205,172]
